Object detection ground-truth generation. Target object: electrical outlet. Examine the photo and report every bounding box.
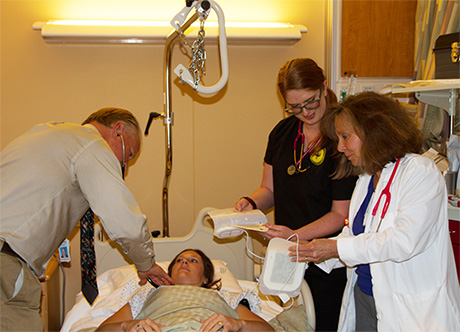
[361,85,375,92]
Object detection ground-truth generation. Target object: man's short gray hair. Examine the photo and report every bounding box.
[82,107,141,137]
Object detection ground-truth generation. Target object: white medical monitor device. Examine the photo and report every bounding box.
[207,208,268,239]
[259,237,307,298]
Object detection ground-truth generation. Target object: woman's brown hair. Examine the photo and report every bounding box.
[277,58,337,155]
[323,92,423,177]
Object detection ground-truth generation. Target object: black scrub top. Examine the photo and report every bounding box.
[264,116,356,236]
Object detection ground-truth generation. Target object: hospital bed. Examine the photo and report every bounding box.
[61,207,315,331]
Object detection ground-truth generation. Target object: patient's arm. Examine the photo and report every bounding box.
[96,303,164,332]
[200,304,275,332]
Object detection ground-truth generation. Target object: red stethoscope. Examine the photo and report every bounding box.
[371,158,401,232]
[287,120,321,176]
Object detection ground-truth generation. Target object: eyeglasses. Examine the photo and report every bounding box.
[284,89,323,115]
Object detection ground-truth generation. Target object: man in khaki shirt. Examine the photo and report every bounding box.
[0,107,172,331]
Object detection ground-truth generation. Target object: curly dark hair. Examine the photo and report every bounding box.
[167,249,222,290]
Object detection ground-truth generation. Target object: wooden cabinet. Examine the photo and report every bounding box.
[341,0,417,77]
[39,255,61,331]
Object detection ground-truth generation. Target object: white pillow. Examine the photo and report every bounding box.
[156,259,243,293]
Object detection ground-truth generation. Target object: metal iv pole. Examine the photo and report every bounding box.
[145,0,228,237]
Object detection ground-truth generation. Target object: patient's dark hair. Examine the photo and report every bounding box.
[168,249,222,290]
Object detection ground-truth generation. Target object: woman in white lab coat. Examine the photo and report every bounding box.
[293,92,460,331]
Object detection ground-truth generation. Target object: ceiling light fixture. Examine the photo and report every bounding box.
[32,20,307,45]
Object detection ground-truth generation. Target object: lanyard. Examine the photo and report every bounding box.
[371,158,401,232]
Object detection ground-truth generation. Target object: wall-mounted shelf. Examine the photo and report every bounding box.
[392,79,460,136]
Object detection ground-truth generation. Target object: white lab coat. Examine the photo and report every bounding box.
[336,154,460,331]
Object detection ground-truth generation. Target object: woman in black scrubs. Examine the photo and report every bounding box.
[235,58,356,331]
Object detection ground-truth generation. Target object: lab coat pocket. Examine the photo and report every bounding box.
[393,283,457,331]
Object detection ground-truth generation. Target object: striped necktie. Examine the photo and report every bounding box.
[80,208,99,305]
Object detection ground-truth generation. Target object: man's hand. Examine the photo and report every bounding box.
[138,262,174,286]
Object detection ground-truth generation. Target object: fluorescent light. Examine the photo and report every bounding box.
[32,20,307,45]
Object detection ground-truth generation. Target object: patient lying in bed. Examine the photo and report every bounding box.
[96,249,275,332]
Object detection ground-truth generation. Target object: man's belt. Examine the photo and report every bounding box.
[1,242,25,263]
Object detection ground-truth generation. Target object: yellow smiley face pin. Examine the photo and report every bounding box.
[310,148,326,165]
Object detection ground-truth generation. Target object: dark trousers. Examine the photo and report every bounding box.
[305,264,347,332]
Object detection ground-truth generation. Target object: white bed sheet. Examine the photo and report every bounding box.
[61,262,283,332]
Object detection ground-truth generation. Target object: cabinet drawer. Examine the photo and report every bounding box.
[452,243,460,278]
[450,220,460,245]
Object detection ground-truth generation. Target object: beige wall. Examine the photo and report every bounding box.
[1,0,328,235]
[1,0,328,318]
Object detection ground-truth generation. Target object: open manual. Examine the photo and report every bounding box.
[207,208,269,239]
